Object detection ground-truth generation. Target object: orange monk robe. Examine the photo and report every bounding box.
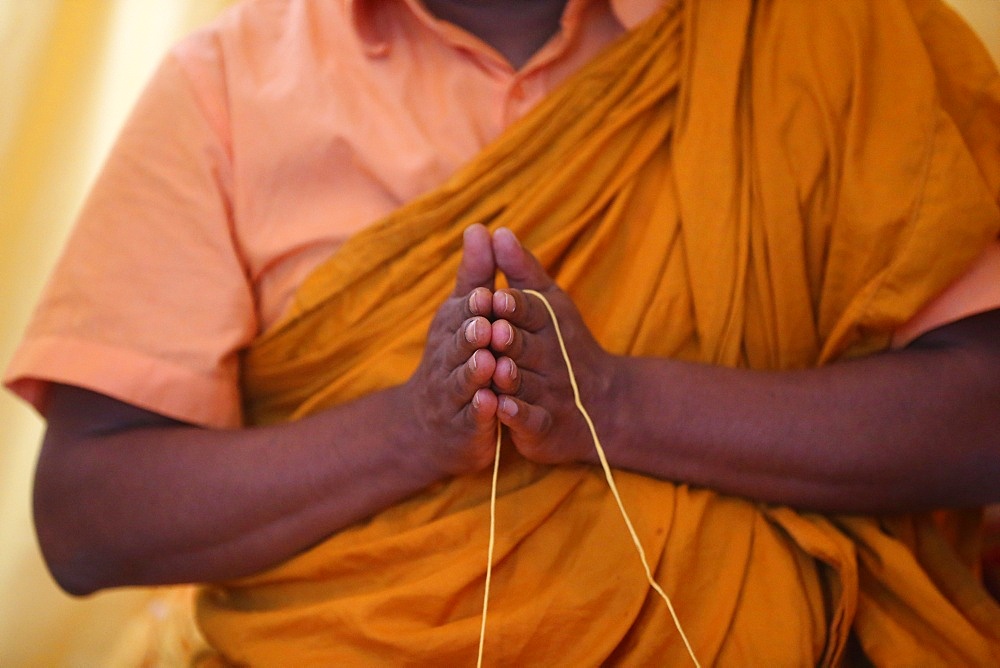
[198,0,1000,664]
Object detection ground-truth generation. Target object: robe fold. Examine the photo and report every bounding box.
[197,0,1000,663]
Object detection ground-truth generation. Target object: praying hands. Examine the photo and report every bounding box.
[403,223,616,476]
[432,226,1000,516]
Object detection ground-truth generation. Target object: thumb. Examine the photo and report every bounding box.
[493,227,554,291]
[454,224,496,296]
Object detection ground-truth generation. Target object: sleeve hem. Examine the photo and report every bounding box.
[892,240,1000,348]
[3,336,243,429]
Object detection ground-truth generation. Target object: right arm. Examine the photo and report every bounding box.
[34,226,500,596]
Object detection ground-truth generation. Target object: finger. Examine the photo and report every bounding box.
[493,288,552,333]
[491,356,521,396]
[447,348,497,406]
[442,320,494,374]
[466,286,493,319]
[496,395,552,441]
[489,319,529,362]
[489,320,551,374]
[495,363,551,407]
[492,227,554,292]
[454,224,496,296]
[468,388,499,429]
[428,286,493,344]
[461,389,500,471]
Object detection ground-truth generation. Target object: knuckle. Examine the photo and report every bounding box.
[446,367,470,404]
[533,409,554,436]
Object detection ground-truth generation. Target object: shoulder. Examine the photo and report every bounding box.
[748,0,971,87]
[151,0,369,144]
[167,0,363,97]
[745,0,959,138]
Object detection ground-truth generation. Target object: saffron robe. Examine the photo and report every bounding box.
[198,0,1000,664]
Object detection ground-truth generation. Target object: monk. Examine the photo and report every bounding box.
[6,0,1000,663]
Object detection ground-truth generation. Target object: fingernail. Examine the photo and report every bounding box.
[503,292,515,314]
[498,227,522,248]
[504,322,514,346]
[500,397,518,417]
[469,351,478,371]
[465,320,478,343]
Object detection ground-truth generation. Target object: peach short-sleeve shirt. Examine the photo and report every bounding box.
[5,0,1000,428]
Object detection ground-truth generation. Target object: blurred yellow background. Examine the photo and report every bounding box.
[0,1,996,665]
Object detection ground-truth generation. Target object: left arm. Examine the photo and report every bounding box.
[488,228,1000,514]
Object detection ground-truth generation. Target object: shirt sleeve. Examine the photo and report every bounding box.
[3,41,257,429]
[892,240,1000,348]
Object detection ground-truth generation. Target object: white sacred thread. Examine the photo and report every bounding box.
[476,289,700,668]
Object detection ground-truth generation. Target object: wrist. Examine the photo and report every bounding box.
[600,354,634,466]
[381,383,450,487]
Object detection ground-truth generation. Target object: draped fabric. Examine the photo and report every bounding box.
[196,0,1000,664]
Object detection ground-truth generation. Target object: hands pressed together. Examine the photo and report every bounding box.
[403,224,619,478]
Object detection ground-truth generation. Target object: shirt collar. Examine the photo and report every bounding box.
[348,0,666,57]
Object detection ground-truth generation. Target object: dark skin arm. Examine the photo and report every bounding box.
[34,223,999,598]
[34,225,501,596]
[488,228,1000,513]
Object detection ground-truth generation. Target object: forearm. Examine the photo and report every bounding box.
[35,385,440,595]
[608,331,1000,514]
[489,231,998,514]
[35,228,502,596]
